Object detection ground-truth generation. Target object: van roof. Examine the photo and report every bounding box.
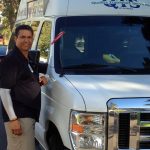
[45,0,150,17]
[17,0,150,21]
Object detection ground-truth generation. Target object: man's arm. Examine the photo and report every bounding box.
[0,88,17,120]
[0,57,22,135]
[0,88,22,135]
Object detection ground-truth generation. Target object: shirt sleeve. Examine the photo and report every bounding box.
[0,57,18,89]
[0,88,17,120]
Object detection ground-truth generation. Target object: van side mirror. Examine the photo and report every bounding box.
[38,62,48,74]
[29,50,40,73]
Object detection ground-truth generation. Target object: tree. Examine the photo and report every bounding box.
[1,0,21,31]
[0,0,20,44]
[0,3,3,12]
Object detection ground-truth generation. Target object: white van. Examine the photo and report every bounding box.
[8,0,150,150]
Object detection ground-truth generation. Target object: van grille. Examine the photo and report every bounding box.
[107,98,150,150]
[118,113,130,149]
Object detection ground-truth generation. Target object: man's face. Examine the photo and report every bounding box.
[15,30,33,52]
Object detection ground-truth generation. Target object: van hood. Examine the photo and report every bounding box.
[65,75,150,112]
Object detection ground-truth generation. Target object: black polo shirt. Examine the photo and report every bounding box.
[0,46,41,122]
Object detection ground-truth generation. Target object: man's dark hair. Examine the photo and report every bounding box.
[15,25,34,37]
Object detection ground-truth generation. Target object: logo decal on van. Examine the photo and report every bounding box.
[91,0,150,9]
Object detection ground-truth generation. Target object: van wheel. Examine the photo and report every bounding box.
[47,130,64,150]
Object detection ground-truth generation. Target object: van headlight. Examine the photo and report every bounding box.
[69,111,106,150]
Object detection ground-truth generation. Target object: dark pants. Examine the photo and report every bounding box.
[0,99,7,150]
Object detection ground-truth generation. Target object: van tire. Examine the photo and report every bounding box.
[47,125,64,150]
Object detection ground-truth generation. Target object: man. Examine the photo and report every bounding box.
[0,25,48,150]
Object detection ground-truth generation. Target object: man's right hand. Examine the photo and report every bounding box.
[9,119,22,136]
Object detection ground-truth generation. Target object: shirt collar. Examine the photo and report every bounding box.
[14,45,29,63]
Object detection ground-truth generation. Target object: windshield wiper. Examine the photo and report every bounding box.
[63,64,137,73]
[63,64,106,69]
[61,64,104,76]
[103,65,137,73]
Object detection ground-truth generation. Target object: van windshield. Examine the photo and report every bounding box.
[55,16,150,74]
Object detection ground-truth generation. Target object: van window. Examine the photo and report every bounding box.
[37,21,51,63]
[25,21,31,26]
[31,21,40,38]
[55,16,150,75]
